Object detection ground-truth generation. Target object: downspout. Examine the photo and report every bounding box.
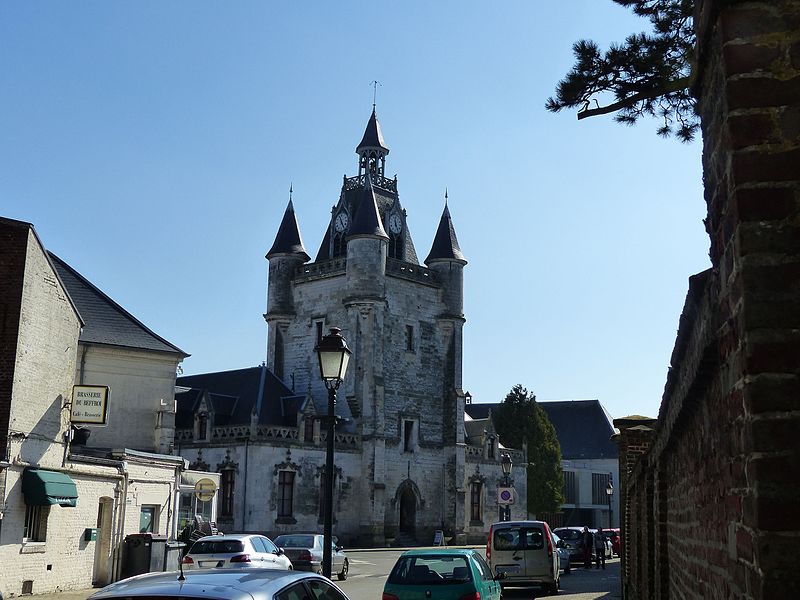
[241,438,249,532]
[111,462,129,582]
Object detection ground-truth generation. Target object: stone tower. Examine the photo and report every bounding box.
[265,109,470,544]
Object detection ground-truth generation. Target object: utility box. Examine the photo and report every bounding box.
[84,528,97,541]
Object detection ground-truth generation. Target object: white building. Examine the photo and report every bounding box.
[0,217,215,597]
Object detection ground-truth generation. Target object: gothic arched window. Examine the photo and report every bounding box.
[332,233,347,258]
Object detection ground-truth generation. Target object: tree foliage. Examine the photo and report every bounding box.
[546,0,698,141]
[493,385,565,515]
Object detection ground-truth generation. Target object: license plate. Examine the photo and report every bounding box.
[497,565,520,574]
[199,561,223,568]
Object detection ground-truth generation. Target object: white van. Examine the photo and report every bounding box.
[485,520,560,595]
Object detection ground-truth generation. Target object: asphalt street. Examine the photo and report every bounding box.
[27,548,621,600]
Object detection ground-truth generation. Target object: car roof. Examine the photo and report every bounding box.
[195,534,259,541]
[491,520,548,527]
[400,548,476,557]
[90,568,335,599]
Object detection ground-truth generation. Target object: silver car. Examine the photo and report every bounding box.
[182,534,293,570]
[273,533,349,580]
[90,568,351,600]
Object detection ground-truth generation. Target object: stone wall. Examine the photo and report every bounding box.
[618,1,800,599]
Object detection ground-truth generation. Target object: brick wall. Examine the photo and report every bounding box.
[619,1,800,599]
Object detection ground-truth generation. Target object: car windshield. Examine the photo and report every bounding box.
[274,535,316,548]
[554,529,581,541]
[189,540,245,554]
[388,555,472,585]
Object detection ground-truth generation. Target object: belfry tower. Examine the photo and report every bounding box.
[265,108,470,545]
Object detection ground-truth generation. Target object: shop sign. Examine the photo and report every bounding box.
[71,385,110,425]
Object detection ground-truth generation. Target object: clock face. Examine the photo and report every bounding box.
[388,213,403,234]
[334,212,349,233]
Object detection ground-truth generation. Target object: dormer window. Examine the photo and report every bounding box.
[197,413,208,441]
[487,436,496,459]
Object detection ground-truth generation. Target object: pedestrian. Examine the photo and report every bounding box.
[580,526,594,569]
[595,527,607,569]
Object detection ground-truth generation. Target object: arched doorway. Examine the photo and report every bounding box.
[399,485,416,534]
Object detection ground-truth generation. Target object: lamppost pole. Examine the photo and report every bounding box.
[500,452,513,522]
[605,475,614,528]
[314,328,351,579]
[322,386,336,578]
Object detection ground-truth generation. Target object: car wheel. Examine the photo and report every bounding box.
[337,559,348,581]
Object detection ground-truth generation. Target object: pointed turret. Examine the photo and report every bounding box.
[357,108,389,179]
[266,199,310,261]
[426,198,467,319]
[425,204,467,265]
[265,198,309,321]
[346,176,388,300]
[348,175,389,240]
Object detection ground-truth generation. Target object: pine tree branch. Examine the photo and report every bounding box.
[577,75,692,120]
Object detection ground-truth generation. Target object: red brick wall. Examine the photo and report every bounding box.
[618,1,800,598]
[0,220,30,459]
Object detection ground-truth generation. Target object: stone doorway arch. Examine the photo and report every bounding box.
[393,479,423,536]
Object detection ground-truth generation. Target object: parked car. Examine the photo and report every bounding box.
[89,567,351,600]
[550,531,571,575]
[272,533,349,580]
[552,527,594,565]
[607,528,621,556]
[485,520,560,595]
[181,534,292,570]
[383,548,503,600]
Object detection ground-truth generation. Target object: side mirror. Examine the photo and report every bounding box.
[335,545,343,552]
[276,547,284,555]
[556,540,564,548]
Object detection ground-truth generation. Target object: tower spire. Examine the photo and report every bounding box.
[356,107,389,179]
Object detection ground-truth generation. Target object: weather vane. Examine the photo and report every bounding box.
[371,80,382,109]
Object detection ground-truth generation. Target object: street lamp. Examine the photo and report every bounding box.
[605,475,614,528]
[314,327,351,579]
[500,452,513,521]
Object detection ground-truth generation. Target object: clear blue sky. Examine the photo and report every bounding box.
[1,1,709,420]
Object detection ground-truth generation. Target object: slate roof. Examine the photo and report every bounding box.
[176,366,354,430]
[48,252,187,357]
[266,200,310,261]
[314,181,420,264]
[425,204,466,265]
[356,108,389,153]
[464,400,618,460]
[348,176,388,239]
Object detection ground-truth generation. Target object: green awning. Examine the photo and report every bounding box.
[22,468,78,507]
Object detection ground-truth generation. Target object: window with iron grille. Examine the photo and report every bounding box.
[563,471,577,504]
[592,472,611,504]
[470,482,482,522]
[23,505,48,542]
[221,469,235,517]
[278,471,295,517]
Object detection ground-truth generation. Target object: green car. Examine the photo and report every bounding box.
[382,549,503,600]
